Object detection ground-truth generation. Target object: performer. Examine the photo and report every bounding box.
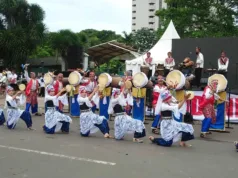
[5,85,34,130]
[164,52,175,77]
[149,90,194,147]
[53,73,64,112]
[24,67,41,116]
[144,52,155,79]
[38,73,45,97]
[109,88,145,142]
[8,69,17,84]
[80,71,97,112]
[151,75,167,133]
[43,85,72,134]
[235,141,238,152]
[0,107,6,126]
[119,70,133,115]
[217,51,229,78]
[195,47,204,88]
[78,86,112,138]
[199,79,219,138]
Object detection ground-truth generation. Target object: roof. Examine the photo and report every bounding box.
[87,40,137,64]
[27,57,62,66]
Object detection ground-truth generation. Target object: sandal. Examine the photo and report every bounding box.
[28,127,36,131]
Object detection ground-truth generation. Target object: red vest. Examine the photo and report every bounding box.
[25,79,38,96]
[200,86,215,109]
[53,80,62,94]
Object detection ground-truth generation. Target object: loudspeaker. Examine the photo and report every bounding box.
[66,45,84,70]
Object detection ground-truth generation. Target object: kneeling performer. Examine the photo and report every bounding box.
[109,88,146,143]
[43,85,72,134]
[149,90,194,147]
[5,86,34,130]
[78,86,112,138]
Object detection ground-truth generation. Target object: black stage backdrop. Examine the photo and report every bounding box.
[172,37,238,90]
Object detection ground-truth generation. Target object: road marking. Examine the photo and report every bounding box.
[0,145,116,166]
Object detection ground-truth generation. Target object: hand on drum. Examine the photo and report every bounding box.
[168,81,178,89]
[184,93,191,100]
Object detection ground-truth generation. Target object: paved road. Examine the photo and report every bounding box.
[0,96,237,178]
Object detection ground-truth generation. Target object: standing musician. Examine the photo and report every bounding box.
[80,71,97,112]
[164,52,175,77]
[217,51,229,78]
[144,52,155,79]
[24,66,42,116]
[151,75,167,133]
[8,69,18,84]
[53,73,64,112]
[195,47,204,88]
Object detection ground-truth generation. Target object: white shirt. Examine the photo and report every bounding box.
[8,73,17,84]
[81,79,97,93]
[218,57,229,71]
[153,85,167,93]
[0,75,7,83]
[38,77,45,88]
[196,53,204,68]
[164,58,175,70]
[24,70,37,90]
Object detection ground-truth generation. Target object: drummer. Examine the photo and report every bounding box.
[199,79,219,138]
[80,71,97,112]
[151,75,167,133]
[164,52,175,77]
[53,73,64,112]
[24,66,42,116]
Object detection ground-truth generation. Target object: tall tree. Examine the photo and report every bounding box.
[132,28,158,53]
[0,0,46,68]
[156,0,238,38]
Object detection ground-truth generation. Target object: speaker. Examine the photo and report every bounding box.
[66,45,84,70]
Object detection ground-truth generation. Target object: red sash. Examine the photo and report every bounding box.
[199,86,215,109]
[54,80,62,94]
[25,79,38,96]
[165,57,174,64]
[219,57,228,65]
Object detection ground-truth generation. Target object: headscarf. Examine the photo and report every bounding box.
[46,85,55,93]
[112,88,120,98]
[154,90,172,115]
[6,85,14,92]
[79,86,86,94]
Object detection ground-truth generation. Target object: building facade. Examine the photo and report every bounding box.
[132,0,167,32]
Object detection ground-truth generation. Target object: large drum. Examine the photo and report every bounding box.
[208,74,227,92]
[68,71,82,86]
[98,73,112,88]
[132,72,148,88]
[111,77,122,88]
[166,70,186,90]
[44,73,54,85]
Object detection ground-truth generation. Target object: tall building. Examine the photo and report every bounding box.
[132,0,167,32]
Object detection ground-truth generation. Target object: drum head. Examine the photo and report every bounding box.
[125,80,132,89]
[186,91,195,100]
[68,71,82,86]
[98,73,109,87]
[208,74,227,92]
[18,84,26,91]
[98,83,105,91]
[132,72,148,88]
[44,73,53,85]
[66,85,72,92]
[166,70,185,90]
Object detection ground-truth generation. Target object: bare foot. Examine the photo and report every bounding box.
[104,133,113,139]
[180,142,192,147]
[28,127,36,131]
[133,138,143,143]
[149,136,155,141]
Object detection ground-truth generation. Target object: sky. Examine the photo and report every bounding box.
[27,0,132,35]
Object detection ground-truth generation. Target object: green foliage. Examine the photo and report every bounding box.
[0,0,46,67]
[156,0,238,38]
[95,58,125,75]
[131,28,158,53]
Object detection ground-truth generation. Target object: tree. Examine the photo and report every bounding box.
[0,0,46,68]
[120,31,134,46]
[156,0,238,38]
[132,28,158,53]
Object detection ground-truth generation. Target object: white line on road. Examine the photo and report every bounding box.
[0,145,116,166]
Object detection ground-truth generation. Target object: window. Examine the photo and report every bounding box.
[132,11,136,13]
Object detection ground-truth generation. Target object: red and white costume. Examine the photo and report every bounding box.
[81,79,97,94]
[53,80,64,111]
[152,85,167,107]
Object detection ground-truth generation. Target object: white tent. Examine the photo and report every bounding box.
[125,20,180,75]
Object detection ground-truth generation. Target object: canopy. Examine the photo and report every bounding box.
[126,20,180,75]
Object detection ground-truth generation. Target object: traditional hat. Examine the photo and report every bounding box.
[125,80,132,89]
[132,72,148,88]
[46,85,55,93]
[112,88,120,97]
[68,71,82,86]
[166,70,185,90]
[208,74,227,92]
[161,90,172,102]
[186,91,195,100]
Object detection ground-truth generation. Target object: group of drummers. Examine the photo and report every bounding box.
[143,47,229,89]
[1,62,237,151]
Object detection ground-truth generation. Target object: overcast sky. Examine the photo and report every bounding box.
[27,0,132,35]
